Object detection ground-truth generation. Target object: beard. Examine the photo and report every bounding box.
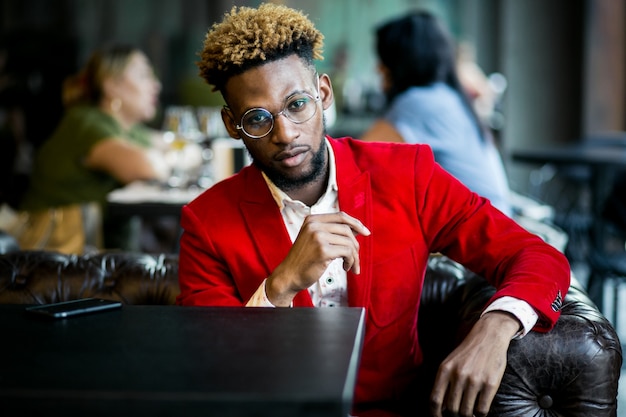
[253,135,328,193]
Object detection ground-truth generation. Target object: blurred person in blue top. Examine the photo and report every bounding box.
[12,44,169,254]
[361,10,512,217]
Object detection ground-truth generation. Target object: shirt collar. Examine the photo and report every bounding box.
[263,138,338,210]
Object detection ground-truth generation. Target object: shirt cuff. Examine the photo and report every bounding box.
[481,296,538,339]
[245,279,276,307]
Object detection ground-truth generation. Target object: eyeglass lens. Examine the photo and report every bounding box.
[241,93,318,138]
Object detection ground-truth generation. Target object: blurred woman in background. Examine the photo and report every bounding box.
[361,10,512,216]
[10,44,169,254]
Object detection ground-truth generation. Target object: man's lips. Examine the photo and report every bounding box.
[275,147,308,167]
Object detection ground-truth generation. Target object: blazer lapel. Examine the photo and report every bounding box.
[331,139,374,308]
[239,167,314,307]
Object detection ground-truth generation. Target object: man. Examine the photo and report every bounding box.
[177,4,570,417]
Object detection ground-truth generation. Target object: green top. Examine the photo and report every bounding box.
[21,105,151,210]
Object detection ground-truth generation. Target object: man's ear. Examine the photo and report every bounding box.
[319,73,335,111]
[221,107,242,140]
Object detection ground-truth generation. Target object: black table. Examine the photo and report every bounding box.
[512,143,626,244]
[0,305,365,417]
[106,201,186,218]
[512,144,626,218]
[106,182,203,218]
[106,183,204,253]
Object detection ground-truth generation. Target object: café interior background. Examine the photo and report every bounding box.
[0,0,624,199]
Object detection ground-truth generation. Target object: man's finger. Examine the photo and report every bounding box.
[338,211,371,236]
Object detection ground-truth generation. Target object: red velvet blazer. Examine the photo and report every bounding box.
[177,137,570,406]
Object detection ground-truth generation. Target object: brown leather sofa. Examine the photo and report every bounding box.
[0,244,621,416]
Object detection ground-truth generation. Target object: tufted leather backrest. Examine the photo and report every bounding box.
[0,251,179,305]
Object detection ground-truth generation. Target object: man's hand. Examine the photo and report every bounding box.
[266,212,370,306]
[430,311,520,417]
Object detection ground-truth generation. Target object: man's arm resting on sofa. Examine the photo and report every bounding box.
[429,311,520,417]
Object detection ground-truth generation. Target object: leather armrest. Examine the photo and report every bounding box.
[419,256,622,417]
[491,278,622,416]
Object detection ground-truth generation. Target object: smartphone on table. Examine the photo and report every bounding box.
[25,298,122,319]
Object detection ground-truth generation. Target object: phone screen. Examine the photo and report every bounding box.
[25,298,122,319]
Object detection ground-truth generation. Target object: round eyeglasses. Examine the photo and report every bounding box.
[232,78,321,139]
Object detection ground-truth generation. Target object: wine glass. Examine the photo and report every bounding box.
[162,106,203,188]
[196,106,229,140]
[195,107,231,188]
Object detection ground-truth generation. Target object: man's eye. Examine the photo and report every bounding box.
[246,111,271,126]
[287,96,310,112]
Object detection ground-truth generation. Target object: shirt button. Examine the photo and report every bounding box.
[326,276,334,285]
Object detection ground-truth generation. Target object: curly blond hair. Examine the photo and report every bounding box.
[197,3,324,92]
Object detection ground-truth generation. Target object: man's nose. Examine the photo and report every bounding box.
[270,113,298,144]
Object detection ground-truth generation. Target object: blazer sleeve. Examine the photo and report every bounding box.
[413,146,570,331]
[176,203,246,307]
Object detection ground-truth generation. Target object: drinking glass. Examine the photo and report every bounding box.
[162,106,203,188]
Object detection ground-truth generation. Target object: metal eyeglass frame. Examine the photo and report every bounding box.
[228,75,321,139]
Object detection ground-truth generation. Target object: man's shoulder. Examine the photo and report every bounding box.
[186,165,262,210]
[329,135,433,163]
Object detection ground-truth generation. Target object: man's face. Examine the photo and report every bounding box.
[221,55,334,192]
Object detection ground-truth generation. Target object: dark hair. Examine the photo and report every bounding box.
[375,11,485,139]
